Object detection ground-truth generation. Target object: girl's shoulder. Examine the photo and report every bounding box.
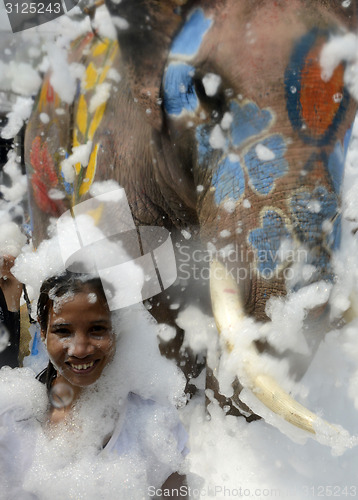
[105,392,188,487]
[107,393,188,460]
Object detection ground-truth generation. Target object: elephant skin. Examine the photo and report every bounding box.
[24,0,358,428]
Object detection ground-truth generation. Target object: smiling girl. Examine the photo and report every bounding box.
[36,272,116,424]
[0,270,187,499]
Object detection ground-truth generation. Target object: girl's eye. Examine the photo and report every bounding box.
[89,325,110,336]
[51,328,72,336]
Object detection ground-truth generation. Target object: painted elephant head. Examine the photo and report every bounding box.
[24,0,358,435]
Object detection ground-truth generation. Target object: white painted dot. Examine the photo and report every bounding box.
[333,93,343,103]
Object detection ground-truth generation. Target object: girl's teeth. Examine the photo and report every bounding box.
[71,361,94,370]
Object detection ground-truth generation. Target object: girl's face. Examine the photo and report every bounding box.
[43,288,115,392]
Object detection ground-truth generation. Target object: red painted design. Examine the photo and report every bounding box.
[30,137,65,215]
[300,43,345,139]
[46,82,55,103]
[72,32,95,58]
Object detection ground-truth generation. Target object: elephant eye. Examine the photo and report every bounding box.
[193,73,226,119]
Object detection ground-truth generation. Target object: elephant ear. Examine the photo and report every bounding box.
[24,33,121,244]
[104,0,189,130]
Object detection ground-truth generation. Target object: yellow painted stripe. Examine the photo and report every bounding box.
[98,65,110,84]
[93,40,110,57]
[84,62,98,90]
[76,94,88,137]
[79,143,99,196]
[72,130,82,175]
[88,103,106,141]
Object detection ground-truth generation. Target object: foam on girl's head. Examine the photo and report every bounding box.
[37,270,110,332]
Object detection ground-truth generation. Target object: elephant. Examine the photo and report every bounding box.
[24,0,358,436]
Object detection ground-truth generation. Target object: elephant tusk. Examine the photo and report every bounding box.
[343,291,358,324]
[209,259,333,435]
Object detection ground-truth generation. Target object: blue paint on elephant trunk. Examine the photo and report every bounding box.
[212,155,245,205]
[248,210,292,278]
[244,135,289,195]
[163,63,198,116]
[290,186,340,253]
[229,100,273,147]
[170,8,213,58]
[195,124,213,168]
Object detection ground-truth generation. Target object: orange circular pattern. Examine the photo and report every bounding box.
[300,46,344,138]
[300,43,345,139]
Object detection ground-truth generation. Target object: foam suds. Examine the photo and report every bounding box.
[0,303,187,499]
[2,5,358,499]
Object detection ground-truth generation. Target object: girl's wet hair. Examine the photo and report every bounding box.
[37,269,109,332]
[36,269,111,391]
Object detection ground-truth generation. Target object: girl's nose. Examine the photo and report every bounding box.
[68,333,94,358]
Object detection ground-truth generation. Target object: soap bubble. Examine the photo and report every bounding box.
[0,325,10,353]
[49,383,74,408]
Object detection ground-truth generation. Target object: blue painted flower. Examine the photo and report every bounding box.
[248,210,291,278]
[163,63,198,116]
[212,155,245,205]
[195,99,287,207]
[229,101,273,148]
[170,9,213,58]
[290,186,339,248]
[244,135,289,195]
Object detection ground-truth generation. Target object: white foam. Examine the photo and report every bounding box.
[202,73,222,97]
[0,221,26,257]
